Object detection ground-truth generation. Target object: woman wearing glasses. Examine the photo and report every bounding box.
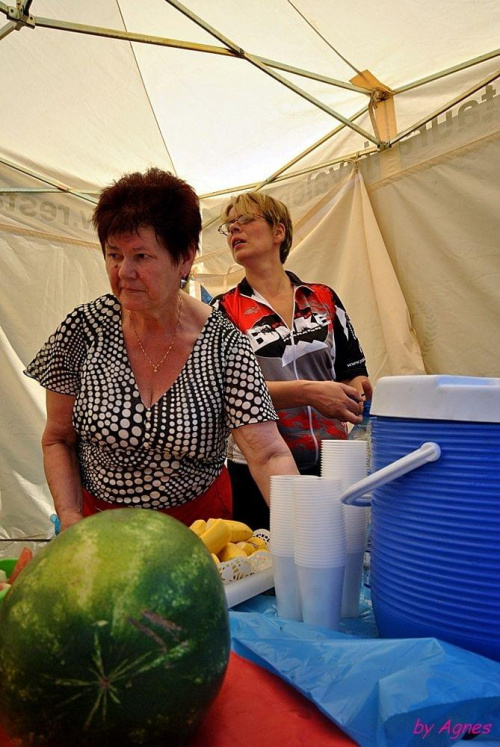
[212,191,372,530]
[25,170,298,531]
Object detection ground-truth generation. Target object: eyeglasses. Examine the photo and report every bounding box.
[217,213,266,236]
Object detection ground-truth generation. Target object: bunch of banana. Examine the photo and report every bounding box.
[189,518,268,564]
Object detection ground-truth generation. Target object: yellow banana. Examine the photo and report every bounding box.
[236,541,257,556]
[246,536,268,552]
[223,520,254,542]
[199,519,232,555]
[218,542,247,562]
[189,519,207,537]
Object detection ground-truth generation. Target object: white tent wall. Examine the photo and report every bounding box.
[0,177,109,549]
[369,84,500,374]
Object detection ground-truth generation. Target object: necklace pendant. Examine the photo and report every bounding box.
[127,293,183,376]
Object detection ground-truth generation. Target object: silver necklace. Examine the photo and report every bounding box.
[128,294,183,374]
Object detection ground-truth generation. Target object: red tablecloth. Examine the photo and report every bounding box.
[0,652,356,746]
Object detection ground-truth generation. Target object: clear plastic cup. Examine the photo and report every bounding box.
[319,452,368,616]
[341,550,366,618]
[293,477,346,567]
[320,448,369,560]
[293,476,343,508]
[321,440,367,460]
[272,553,302,621]
[321,441,368,486]
[343,506,369,553]
[295,564,345,630]
[270,475,296,555]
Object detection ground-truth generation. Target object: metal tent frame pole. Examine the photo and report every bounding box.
[0,0,497,203]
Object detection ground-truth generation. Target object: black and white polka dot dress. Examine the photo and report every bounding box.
[24,295,277,509]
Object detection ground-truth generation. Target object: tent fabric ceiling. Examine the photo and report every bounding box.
[0,0,498,196]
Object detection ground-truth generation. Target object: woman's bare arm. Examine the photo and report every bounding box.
[41,390,84,531]
[232,421,299,506]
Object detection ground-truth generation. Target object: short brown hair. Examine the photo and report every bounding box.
[93,167,201,264]
[221,191,293,263]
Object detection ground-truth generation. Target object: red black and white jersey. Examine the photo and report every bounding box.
[212,272,369,469]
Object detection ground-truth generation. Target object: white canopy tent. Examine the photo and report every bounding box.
[1,0,499,544]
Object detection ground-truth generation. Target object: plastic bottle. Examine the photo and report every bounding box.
[348,399,373,471]
[50,514,61,536]
[348,400,373,589]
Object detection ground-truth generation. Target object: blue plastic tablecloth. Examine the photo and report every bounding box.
[229,589,500,747]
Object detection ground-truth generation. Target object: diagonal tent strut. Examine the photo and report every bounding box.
[393,48,500,94]
[164,0,381,147]
[0,0,380,203]
[390,68,500,146]
[201,102,374,200]
[0,18,15,39]
[0,1,497,202]
[0,3,371,94]
[0,155,99,203]
[0,3,380,146]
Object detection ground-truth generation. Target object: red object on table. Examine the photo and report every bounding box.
[0,652,356,746]
[193,652,357,746]
[7,549,33,586]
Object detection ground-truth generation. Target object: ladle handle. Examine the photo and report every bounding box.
[340,441,441,507]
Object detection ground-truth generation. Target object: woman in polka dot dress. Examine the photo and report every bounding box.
[25,169,298,532]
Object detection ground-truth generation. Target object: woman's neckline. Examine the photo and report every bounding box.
[118,303,216,411]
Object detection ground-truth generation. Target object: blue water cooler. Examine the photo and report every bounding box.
[368,375,500,661]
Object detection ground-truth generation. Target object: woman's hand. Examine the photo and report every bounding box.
[301,381,365,422]
[343,375,373,402]
[266,379,367,424]
[58,510,85,532]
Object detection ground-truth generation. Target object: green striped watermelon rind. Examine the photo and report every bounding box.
[0,559,16,604]
[0,509,231,746]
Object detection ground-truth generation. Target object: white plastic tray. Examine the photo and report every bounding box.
[224,565,274,608]
[217,529,274,608]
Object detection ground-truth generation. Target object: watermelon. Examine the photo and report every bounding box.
[0,509,230,746]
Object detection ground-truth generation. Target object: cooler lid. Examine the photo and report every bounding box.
[371,375,500,423]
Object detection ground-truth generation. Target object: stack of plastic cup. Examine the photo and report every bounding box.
[269,474,302,621]
[321,440,369,617]
[293,476,346,629]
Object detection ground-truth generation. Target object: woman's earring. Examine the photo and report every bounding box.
[180,276,188,289]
